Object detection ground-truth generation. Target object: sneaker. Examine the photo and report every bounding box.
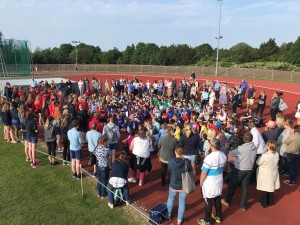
[284,180,296,186]
[73,173,77,178]
[128,177,137,183]
[77,174,82,180]
[63,160,66,165]
[139,180,144,186]
[211,214,221,223]
[107,202,114,209]
[32,163,40,168]
[197,218,211,225]
[221,199,229,206]
[26,157,30,162]
[92,172,97,177]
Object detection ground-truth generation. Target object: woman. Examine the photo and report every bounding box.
[283,125,300,186]
[269,92,281,121]
[129,126,152,186]
[25,111,39,168]
[61,113,72,165]
[256,90,267,115]
[1,102,12,142]
[44,116,58,166]
[158,126,178,186]
[107,152,130,209]
[19,105,29,161]
[198,139,227,225]
[256,140,280,208]
[34,94,43,125]
[219,83,228,108]
[208,88,216,110]
[167,144,192,225]
[53,106,63,152]
[10,101,20,143]
[78,79,84,96]
[93,136,113,200]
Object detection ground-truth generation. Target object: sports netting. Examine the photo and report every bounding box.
[0,38,31,77]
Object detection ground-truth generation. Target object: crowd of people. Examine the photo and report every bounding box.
[1,75,300,225]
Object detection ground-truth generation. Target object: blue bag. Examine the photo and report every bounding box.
[149,203,168,225]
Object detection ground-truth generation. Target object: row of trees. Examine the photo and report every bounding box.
[1,31,300,68]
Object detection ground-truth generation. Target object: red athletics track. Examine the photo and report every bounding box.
[31,71,300,225]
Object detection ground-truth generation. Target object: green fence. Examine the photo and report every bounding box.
[0,39,31,77]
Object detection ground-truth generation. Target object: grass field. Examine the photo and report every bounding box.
[0,128,144,225]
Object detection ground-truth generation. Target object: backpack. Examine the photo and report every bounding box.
[107,125,117,142]
[149,203,168,225]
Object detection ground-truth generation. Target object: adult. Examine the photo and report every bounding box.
[93,136,113,200]
[240,80,248,101]
[269,92,281,121]
[61,113,72,165]
[214,80,220,100]
[1,102,12,143]
[256,90,267,115]
[107,152,130,209]
[262,121,278,143]
[78,79,84,96]
[276,119,293,176]
[222,132,257,211]
[179,123,201,180]
[44,116,58,166]
[167,145,192,225]
[86,122,102,177]
[197,139,227,225]
[67,120,83,179]
[129,126,152,186]
[283,125,300,186]
[25,111,39,168]
[157,126,178,186]
[256,140,280,208]
[102,115,120,163]
[230,88,239,114]
[208,88,216,109]
[246,84,256,110]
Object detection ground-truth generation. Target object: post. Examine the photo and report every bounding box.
[71,41,80,71]
[253,68,256,79]
[271,70,274,80]
[290,70,294,82]
[215,0,223,76]
[80,164,84,197]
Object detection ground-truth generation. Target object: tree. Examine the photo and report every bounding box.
[120,44,135,64]
[100,48,121,64]
[258,38,279,61]
[278,42,293,62]
[194,43,214,61]
[56,44,74,64]
[289,36,300,66]
[228,42,255,63]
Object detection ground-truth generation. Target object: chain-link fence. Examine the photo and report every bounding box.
[31,64,300,82]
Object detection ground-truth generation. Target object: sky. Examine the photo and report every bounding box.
[1,0,300,52]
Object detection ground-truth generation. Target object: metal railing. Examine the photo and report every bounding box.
[30,64,300,82]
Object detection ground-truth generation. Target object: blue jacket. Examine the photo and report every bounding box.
[168,158,191,190]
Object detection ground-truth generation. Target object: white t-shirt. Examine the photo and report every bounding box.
[133,137,150,158]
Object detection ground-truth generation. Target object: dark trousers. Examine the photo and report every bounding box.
[62,137,70,161]
[279,155,288,174]
[215,90,220,100]
[286,153,300,183]
[96,166,109,197]
[225,168,253,209]
[46,141,57,157]
[270,108,278,121]
[250,154,261,183]
[231,102,238,113]
[256,104,265,115]
[260,191,274,208]
[160,161,168,186]
[204,196,222,222]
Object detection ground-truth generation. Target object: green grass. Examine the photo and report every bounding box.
[0,129,143,225]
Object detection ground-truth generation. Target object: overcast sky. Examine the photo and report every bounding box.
[1,0,300,51]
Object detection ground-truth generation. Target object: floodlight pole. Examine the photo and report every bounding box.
[215,0,223,76]
[72,41,80,70]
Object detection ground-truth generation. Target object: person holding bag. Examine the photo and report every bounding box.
[167,144,192,225]
[197,139,227,225]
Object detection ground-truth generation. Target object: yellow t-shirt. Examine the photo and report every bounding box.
[174,129,181,141]
[200,125,208,135]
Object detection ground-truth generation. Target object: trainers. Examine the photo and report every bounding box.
[26,157,30,162]
[128,177,137,183]
[139,180,144,186]
[92,172,97,177]
[73,173,77,178]
[108,202,114,209]
[221,199,229,206]
[63,160,66,165]
[211,214,221,223]
[284,180,296,186]
[197,218,211,225]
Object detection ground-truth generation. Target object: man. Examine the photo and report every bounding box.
[214,80,220,100]
[102,116,121,163]
[240,80,248,100]
[222,132,257,211]
[86,122,102,177]
[246,84,256,110]
[30,78,37,88]
[67,120,83,179]
[230,88,239,114]
[197,139,227,225]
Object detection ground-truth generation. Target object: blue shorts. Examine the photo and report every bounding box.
[28,136,38,144]
[183,155,196,165]
[109,143,118,151]
[11,119,20,126]
[70,150,83,160]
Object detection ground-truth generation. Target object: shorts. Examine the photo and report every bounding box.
[70,150,83,160]
[35,109,42,114]
[109,143,118,151]
[11,119,20,126]
[28,136,38,144]
[183,155,196,165]
[46,141,57,157]
[247,98,254,106]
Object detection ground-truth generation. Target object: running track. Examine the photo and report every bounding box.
[31,72,300,225]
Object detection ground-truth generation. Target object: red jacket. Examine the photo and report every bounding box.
[88,118,103,133]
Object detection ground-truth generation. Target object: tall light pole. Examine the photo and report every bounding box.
[72,41,80,70]
[215,0,223,76]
